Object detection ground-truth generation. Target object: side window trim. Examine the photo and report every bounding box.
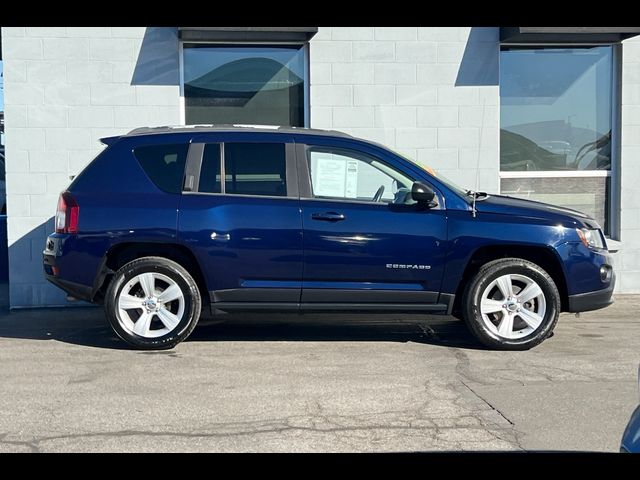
[220,142,226,194]
[295,143,313,199]
[186,140,298,199]
[183,142,204,193]
[285,143,300,199]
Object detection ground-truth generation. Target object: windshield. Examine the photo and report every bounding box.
[392,149,470,197]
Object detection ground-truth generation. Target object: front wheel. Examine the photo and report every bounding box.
[105,256,202,350]
[462,258,560,350]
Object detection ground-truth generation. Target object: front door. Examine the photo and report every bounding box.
[298,142,447,306]
[179,136,303,305]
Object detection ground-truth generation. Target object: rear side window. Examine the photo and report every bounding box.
[198,142,287,197]
[225,143,287,197]
[134,144,189,194]
[199,144,222,194]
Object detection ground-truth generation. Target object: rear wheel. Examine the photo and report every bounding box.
[462,258,560,350]
[105,257,201,350]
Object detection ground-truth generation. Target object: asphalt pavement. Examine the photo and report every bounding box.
[0,295,638,452]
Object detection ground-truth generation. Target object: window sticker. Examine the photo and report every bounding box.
[313,155,347,198]
[345,160,359,198]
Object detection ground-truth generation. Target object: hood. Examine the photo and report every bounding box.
[475,194,600,229]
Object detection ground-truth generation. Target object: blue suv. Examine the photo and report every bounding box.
[43,126,615,350]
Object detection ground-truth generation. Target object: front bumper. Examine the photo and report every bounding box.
[567,272,615,313]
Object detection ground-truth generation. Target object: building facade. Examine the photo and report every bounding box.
[1,26,639,308]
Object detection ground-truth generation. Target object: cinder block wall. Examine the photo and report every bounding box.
[620,35,640,292]
[2,27,182,307]
[309,27,501,194]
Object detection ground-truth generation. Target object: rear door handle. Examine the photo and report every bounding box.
[211,232,231,241]
[311,212,346,222]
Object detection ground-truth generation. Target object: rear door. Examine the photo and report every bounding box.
[178,133,303,306]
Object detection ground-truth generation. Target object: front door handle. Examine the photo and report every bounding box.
[311,212,346,222]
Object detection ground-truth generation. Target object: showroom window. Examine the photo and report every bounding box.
[500,46,618,235]
[181,44,308,127]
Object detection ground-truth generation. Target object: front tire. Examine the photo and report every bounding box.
[105,256,202,350]
[462,258,560,350]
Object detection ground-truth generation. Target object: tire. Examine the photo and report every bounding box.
[105,256,202,350]
[462,258,560,350]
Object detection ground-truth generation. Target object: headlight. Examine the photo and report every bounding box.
[576,228,605,249]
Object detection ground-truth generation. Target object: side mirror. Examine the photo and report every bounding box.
[411,182,438,207]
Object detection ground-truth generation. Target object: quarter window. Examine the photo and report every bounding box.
[133,144,189,194]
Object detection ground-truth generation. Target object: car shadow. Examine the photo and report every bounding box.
[190,314,484,350]
[0,307,486,351]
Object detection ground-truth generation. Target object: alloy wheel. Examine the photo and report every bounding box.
[479,273,547,340]
[117,272,185,338]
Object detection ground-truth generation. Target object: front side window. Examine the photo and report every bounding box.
[500,46,615,233]
[307,148,415,204]
[183,45,307,127]
[198,143,287,197]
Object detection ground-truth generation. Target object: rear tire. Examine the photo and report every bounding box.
[105,256,202,350]
[462,258,560,350]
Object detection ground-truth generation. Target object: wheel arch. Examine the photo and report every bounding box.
[452,244,569,316]
[93,242,209,305]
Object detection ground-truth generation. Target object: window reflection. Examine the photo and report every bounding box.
[500,177,610,232]
[500,47,613,172]
[183,45,306,127]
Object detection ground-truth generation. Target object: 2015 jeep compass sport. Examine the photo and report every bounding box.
[43,126,615,350]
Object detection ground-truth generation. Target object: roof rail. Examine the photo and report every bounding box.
[125,124,353,138]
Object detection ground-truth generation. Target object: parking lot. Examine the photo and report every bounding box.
[0,295,638,452]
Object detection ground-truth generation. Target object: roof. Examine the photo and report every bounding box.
[179,27,318,43]
[500,26,640,43]
[125,124,354,139]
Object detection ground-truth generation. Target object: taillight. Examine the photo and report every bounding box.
[55,192,79,234]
